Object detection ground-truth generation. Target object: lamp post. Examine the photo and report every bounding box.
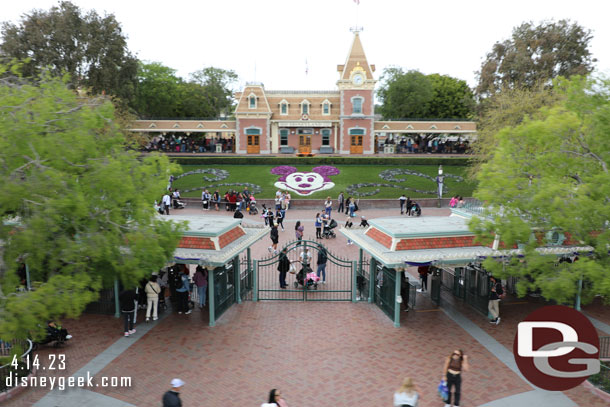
[436,165,444,208]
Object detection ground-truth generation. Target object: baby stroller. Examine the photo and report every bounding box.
[293,265,319,290]
[411,202,422,217]
[248,200,259,215]
[322,219,338,239]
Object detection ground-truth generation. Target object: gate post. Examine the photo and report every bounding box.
[352,261,358,302]
[234,256,241,304]
[113,277,120,318]
[368,258,376,303]
[394,269,402,328]
[208,268,216,327]
[252,260,258,302]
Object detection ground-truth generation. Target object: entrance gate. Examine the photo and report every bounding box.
[255,240,355,301]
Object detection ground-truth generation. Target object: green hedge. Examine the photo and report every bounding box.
[171,156,472,166]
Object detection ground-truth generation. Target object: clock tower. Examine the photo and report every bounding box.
[337,30,376,154]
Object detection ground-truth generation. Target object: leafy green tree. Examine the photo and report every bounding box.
[0,1,138,104]
[470,76,610,306]
[469,84,562,177]
[476,20,595,98]
[133,61,183,118]
[0,66,183,341]
[189,67,237,117]
[377,68,433,119]
[426,74,474,119]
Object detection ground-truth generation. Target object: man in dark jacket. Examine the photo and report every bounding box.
[119,289,137,337]
[277,248,291,289]
[162,378,184,407]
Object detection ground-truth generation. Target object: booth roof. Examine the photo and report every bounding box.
[340,226,593,268]
[369,216,473,238]
[159,214,243,237]
[173,225,268,266]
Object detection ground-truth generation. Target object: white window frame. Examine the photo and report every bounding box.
[279,99,289,115]
[321,99,331,116]
[321,129,331,146]
[279,129,289,146]
[300,99,310,115]
[248,93,257,109]
[351,96,364,115]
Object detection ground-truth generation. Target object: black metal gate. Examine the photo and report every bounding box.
[256,239,354,301]
[374,262,396,319]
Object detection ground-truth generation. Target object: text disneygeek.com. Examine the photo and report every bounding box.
[6,372,132,391]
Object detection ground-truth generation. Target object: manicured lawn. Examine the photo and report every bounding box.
[173,165,477,199]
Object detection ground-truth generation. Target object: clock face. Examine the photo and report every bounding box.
[353,74,364,86]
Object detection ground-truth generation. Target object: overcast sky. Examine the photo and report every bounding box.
[3,0,609,92]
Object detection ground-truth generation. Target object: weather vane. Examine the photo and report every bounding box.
[350,26,363,34]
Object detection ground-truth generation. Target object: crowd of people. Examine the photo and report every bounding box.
[144,134,234,153]
[383,136,471,154]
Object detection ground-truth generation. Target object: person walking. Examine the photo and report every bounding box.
[442,349,469,407]
[268,223,279,254]
[348,197,356,218]
[144,275,161,322]
[262,389,288,407]
[417,266,429,293]
[193,266,208,309]
[399,193,407,214]
[393,377,420,407]
[162,192,171,215]
[277,248,290,289]
[314,213,323,239]
[337,192,345,213]
[276,209,285,231]
[175,267,192,315]
[316,246,328,284]
[406,197,413,216]
[295,221,304,246]
[162,378,184,407]
[488,276,503,325]
[119,288,137,337]
[324,197,332,218]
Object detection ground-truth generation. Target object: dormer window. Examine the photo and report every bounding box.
[248,93,257,109]
[301,99,310,115]
[279,100,289,115]
[322,100,331,115]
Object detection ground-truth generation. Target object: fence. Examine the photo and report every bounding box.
[374,265,396,319]
[0,339,34,393]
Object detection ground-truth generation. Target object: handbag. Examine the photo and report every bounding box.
[437,379,449,400]
[289,263,296,274]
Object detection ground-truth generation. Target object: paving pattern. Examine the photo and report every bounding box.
[4,206,609,406]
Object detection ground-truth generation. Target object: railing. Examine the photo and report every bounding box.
[0,339,34,393]
[600,336,610,360]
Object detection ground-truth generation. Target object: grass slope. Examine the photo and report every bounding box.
[173,165,476,199]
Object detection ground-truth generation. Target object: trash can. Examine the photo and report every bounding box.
[216,144,222,153]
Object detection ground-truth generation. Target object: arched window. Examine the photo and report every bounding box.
[301,100,310,115]
[248,93,257,109]
[322,99,331,115]
[279,100,289,115]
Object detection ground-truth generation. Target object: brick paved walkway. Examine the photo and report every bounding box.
[5,207,609,406]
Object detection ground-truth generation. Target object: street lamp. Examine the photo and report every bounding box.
[436,165,444,208]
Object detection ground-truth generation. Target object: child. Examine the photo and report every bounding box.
[345,215,353,228]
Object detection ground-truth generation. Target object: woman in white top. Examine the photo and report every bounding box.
[393,377,419,407]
